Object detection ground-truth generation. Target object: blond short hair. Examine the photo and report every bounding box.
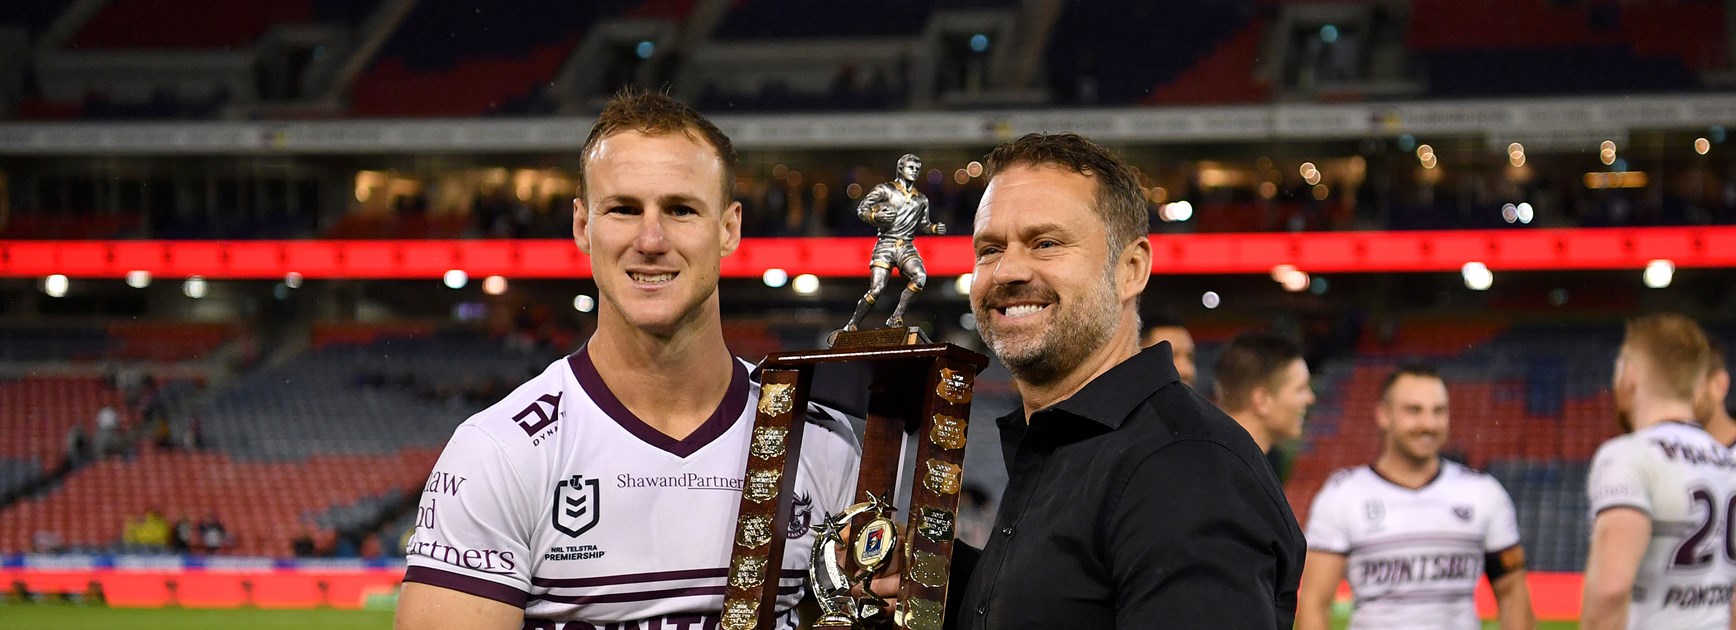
[1623,313,1713,401]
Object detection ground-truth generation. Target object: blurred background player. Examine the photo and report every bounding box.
[1695,339,1734,446]
[394,90,859,630]
[1214,332,1316,481]
[1297,364,1534,630]
[1140,316,1196,388]
[1582,314,1734,630]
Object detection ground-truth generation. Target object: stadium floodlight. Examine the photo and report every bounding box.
[1202,291,1221,309]
[572,294,596,313]
[443,269,468,289]
[1461,262,1493,291]
[1162,200,1193,222]
[762,268,789,288]
[954,273,974,295]
[482,275,508,296]
[125,270,152,289]
[792,274,820,296]
[1516,202,1534,224]
[284,272,303,288]
[43,274,69,297]
[1695,138,1711,155]
[1280,270,1310,292]
[1501,203,1518,223]
[183,276,208,299]
[1643,259,1674,289]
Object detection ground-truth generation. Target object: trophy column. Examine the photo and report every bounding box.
[722,366,814,630]
[893,355,976,630]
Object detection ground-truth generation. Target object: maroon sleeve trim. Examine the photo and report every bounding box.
[403,565,529,609]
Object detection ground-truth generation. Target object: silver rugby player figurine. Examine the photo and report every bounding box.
[844,154,946,331]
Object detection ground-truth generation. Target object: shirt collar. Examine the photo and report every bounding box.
[994,342,1182,433]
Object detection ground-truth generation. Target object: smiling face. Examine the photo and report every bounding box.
[574,130,741,339]
[1377,373,1449,463]
[969,164,1131,386]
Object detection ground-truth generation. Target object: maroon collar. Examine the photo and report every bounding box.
[567,346,748,458]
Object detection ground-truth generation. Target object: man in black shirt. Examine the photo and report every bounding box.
[955,133,1304,629]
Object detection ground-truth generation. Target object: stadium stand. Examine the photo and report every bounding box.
[0,448,434,557]
[0,376,132,472]
[200,328,552,461]
[1045,0,1259,105]
[348,0,652,117]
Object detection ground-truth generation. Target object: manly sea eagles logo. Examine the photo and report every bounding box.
[786,493,813,539]
[553,474,601,538]
[1452,504,1474,522]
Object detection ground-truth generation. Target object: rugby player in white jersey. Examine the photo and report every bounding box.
[394,89,860,630]
[1582,313,1736,630]
[1297,364,1535,630]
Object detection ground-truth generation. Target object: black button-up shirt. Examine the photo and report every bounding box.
[956,343,1304,629]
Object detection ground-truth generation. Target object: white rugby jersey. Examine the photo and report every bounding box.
[404,347,861,630]
[1305,460,1523,630]
[1587,420,1736,630]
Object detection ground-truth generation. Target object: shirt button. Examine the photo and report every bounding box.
[1000,526,1014,537]
[976,604,987,615]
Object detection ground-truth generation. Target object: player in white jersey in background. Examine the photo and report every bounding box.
[1582,313,1735,630]
[1297,364,1535,630]
[393,88,860,630]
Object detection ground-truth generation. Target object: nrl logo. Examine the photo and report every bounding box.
[552,475,600,538]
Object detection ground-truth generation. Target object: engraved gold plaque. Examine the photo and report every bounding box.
[936,368,972,404]
[923,459,962,496]
[928,413,966,450]
[909,550,949,589]
[722,599,759,630]
[917,507,955,543]
[737,515,773,548]
[729,555,767,589]
[745,468,780,504]
[904,597,944,630]
[757,382,795,416]
[750,426,788,460]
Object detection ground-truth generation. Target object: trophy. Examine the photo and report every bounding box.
[721,155,984,630]
[844,153,945,332]
[721,340,986,630]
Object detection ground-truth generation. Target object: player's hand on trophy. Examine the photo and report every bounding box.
[930,223,946,235]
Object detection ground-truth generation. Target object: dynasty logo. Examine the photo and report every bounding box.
[553,474,600,538]
[514,391,564,443]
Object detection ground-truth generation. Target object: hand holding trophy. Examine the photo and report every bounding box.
[720,159,985,628]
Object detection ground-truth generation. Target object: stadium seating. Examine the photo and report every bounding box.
[67,0,377,49]
[0,448,434,557]
[348,0,649,117]
[199,329,554,460]
[1045,0,1259,105]
[0,376,132,472]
